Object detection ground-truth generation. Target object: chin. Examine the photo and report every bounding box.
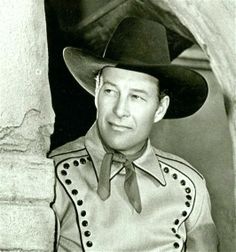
[106,141,126,151]
[104,138,128,151]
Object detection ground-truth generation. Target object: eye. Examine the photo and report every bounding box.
[104,88,112,94]
[104,88,117,96]
[131,94,145,101]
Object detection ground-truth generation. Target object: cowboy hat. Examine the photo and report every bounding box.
[63,17,208,118]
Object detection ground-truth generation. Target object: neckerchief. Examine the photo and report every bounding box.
[97,130,147,213]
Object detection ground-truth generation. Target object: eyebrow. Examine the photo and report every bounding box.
[129,88,149,96]
[103,81,150,96]
[103,81,117,87]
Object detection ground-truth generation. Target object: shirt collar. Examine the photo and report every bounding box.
[85,122,166,186]
[134,140,166,185]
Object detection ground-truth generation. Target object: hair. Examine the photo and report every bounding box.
[95,69,103,89]
[158,87,168,101]
[95,68,168,101]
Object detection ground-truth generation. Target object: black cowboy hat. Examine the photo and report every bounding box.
[63,17,208,119]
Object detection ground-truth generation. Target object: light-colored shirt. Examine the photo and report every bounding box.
[50,123,218,251]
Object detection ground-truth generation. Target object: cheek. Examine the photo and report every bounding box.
[97,92,106,111]
[133,105,156,125]
[97,98,111,120]
[134,112,156,137]
[139,116,154,133]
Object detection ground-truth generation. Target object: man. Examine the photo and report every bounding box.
[49,18,218,251]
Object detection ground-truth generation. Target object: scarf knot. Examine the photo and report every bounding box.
[97,143,147,214]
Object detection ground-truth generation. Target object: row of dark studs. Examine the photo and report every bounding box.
[60,157,93,248]
[163,166,192,249]
[63,156,91,169]
[61,157,91,176]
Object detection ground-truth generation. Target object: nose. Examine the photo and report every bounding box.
[113,95,130,118]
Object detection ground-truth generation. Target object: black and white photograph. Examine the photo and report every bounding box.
[0,1,235,251]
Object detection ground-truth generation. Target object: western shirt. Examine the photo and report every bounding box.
[49,123,218,251]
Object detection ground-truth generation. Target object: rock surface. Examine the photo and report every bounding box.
[0,0,55,250]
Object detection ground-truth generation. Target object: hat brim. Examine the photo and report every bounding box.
[63,47,208,119]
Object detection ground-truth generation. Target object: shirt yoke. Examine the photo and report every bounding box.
[154,147,204,181]
[48,136,88,166]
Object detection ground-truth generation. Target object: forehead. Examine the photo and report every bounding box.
[101,67,159,88]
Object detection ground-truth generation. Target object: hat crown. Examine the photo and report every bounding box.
[104,18,170,65]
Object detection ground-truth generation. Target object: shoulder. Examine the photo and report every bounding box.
[154,147,204,182]
[153,147,207,201]
[153,148,212,228]
[48,136,88,166]
[49,136,86,157]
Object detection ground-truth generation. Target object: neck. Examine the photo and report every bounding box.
[115,141,147,157]
[104,140,147,161]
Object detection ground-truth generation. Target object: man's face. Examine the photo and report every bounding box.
[95,67,169,155]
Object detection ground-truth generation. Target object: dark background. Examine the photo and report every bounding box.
[45,0,193,149]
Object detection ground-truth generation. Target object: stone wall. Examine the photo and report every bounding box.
[153,0,236,157]
[0,0,55,251]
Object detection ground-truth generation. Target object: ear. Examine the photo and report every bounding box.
[154,96,170,123]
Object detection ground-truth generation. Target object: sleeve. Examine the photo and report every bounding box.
[52,177,83,252]
[186,180,219,252]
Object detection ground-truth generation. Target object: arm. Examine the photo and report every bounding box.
[186,180,219,251]
[52,178,83,252]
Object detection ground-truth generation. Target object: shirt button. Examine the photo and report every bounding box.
[173,242,179,248]
[172,173,178,179]
[65,179,72,185]
[84,231,91,237]
[86,241,93,247]
[174,219,179,225]
[185,201,191,207]
[182,211,187,217]
[61,170,67,176]
[80,158,86,164]
[77,200,83,206]
[163,167,169,173]
[72,189,78,195]
[185,187,191,193]
[63,163,70,169]
[180,180,186,185]
[82,220,88,227]
[73,160,79,166]
[186,195,192,200]
[81,210,86,217]
[175,234,181,239]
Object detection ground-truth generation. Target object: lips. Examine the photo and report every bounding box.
[108,121,131,131]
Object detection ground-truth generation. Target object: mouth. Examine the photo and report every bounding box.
[108,121,131,131]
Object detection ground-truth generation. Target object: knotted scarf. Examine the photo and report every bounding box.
[97,137,147,214]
